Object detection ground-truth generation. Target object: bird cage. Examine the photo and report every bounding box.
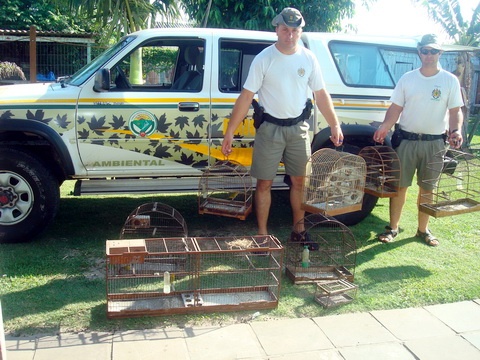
[359,145,401,197]
[106,235,283,318]
[198,160,253,220]
[285,213,357,285]
[314,279,358,308]
[302,149,366,216]
[120,202,188,239]
[419,149,480,218]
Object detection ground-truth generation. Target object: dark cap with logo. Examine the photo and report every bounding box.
[417,34,443,50]
[272,7,305,28]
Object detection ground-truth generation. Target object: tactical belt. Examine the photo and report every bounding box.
[263,113,305,126]
[400,129,445,141]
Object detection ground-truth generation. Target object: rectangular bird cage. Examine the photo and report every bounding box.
[106,235,283,318]
[285,214,356,285]
[419,149,480,218]
[198,160,253,220]
[302,149,366,216]
[314,279,358,308]
[120,202,188,239]
[359,145,401,198]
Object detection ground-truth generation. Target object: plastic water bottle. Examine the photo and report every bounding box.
[164,271,171,294]
[301,246,310,268]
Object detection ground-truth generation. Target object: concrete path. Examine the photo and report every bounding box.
[5,299,480,359]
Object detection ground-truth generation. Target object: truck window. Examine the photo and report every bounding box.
[110,39,205,92]
[330,42,397,88]
[219,40,273,93]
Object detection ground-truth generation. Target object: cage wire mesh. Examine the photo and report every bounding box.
[419,148,480,217]
[359,145,400,198]
[119,202,188,239]
[198,160,253,220]
[285,213,357,284]
[302,148,366,216]
[106,235,283,318]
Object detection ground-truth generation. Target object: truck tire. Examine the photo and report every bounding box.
[333,193,378,226]
[0,148,60,243]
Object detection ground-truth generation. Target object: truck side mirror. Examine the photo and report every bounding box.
[93,68,111,92]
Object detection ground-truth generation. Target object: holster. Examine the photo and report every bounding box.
[391,124,403,149]
[252,99,265,129]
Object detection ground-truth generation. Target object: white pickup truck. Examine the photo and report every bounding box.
[0,28,448,243]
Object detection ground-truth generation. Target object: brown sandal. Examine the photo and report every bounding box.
[416,229,439,247]
[378,226,398,243]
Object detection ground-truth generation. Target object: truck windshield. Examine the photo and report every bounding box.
[66,36,136,86]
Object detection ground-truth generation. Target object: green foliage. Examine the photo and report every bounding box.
[0,0,95,32]
[418,0,480,46]
[180,0,355,31]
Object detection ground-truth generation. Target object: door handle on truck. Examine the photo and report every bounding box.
[178,102,200,112]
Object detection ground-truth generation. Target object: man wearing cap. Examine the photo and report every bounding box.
[221,7,343,243]
[373,34,464,247]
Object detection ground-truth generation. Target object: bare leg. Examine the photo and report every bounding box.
[417,187,433,233]
[289,175,305,232]
[389,186,409,230]
[255,179,273,235]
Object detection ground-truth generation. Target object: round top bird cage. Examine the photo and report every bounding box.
[358,145,401,198]
[302,148,366,216]
[119,202,188,239]
[419,148,480,218]
[285,213,357,284]
[198,160,253,220]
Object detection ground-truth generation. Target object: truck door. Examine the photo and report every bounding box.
[76,36,212,177]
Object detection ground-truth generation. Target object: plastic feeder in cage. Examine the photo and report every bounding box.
[302,149,366,216]
[106,235,283,318]
[419,149,480,218]
[120,202,188,239]
[198,160,253,220]
[285,213,357,285]
[359,145,400,198]
[314,279,358,308]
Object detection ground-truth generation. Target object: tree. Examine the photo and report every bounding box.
[62,0,181,41]
[418,0,479,47]
[0,0,95,32]
[180,0,356,32]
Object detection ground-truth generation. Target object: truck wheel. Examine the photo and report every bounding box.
[0,148,60,243]
[333,193,378,226]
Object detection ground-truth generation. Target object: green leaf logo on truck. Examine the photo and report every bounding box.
[129,110,157,137]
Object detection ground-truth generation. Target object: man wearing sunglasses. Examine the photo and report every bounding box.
[373,34,464,247]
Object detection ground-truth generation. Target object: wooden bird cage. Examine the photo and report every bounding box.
[419,149,480,218]
[198,160,253,220]
[302,149,366,216]
[120,202,188,239]
[359,145,400,197]
[285,213,357,285]
[106,235,283,318]
[314,279,358,308]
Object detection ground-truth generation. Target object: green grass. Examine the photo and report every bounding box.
[1,135,480,336]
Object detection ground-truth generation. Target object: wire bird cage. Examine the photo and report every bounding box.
[106,235,283,318]
[302,149,366,216]
[198,160,253,220]
[359,145,401,197]
[285,213,357,285]
[120,202,188,239]
[419,149,480,217]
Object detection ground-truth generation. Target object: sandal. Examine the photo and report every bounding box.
[378,226,398,243]
[416,229,439,247]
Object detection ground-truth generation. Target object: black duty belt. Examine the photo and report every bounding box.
[263,113,305,126]
[400,129,445,141]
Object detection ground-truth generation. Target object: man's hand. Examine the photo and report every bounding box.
[448,130,463,149]
[330,125,344,147]
[221,133,234,156]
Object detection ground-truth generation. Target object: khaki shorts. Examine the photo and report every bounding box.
[396,139,447,190]
[250,121,311,180]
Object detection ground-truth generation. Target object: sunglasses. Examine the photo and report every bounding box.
[420,48,441,55]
